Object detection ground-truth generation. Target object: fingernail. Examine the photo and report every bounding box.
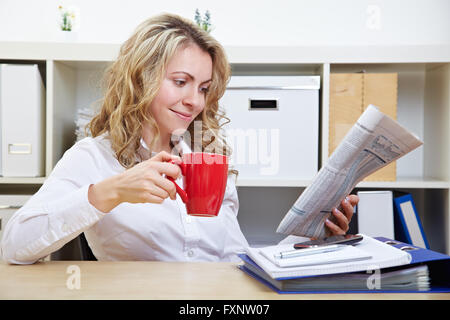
[325,219,331,224]
[345,197,349,203]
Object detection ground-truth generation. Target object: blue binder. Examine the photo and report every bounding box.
[393,193,430,249]
[238,237,450,294]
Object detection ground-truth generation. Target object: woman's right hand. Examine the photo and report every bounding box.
[88,151,182,213]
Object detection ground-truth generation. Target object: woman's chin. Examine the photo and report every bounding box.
[169,127,189,137]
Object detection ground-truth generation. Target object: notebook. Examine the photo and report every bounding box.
[244,235,412,279]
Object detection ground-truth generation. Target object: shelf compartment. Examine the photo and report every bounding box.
[327,63,450,184]
[48,60,106,171]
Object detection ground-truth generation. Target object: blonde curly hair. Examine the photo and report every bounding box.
[89,13,233,171]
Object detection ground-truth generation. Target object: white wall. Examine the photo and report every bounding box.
[0,0,449,46]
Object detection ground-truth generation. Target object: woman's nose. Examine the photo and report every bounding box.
[182,87,202,108]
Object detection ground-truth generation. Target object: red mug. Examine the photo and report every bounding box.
[168,152,229,217]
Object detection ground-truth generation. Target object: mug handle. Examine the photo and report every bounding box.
[167,160,188,204]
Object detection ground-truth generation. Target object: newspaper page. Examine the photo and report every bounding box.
[276,105,423,239]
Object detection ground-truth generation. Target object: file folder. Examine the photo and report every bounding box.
[238,237,450,294]
[0,64,45,177]
[393,193,430,249]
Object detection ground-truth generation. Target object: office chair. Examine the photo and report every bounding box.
[50,232,96,261]
[78,232,97,261]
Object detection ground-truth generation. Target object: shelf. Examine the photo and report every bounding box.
[1,42,449,64]
[356,178,450,189]
[215,45,450,64]
[0,42,119,61]
[236,179,312,187]
[0,177,444,189]
[236,178,449,189]
[0,177,46,184]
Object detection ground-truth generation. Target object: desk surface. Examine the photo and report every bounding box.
[1,261,449,300]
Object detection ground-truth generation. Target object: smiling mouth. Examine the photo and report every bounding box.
[170,109,193,121]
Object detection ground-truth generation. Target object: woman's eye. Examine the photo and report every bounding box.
[200,87,209,94]
[174,79,185,86]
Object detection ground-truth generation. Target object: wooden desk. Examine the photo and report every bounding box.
[0,261,449,300]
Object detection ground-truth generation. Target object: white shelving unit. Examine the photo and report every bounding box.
[0,42,449,253]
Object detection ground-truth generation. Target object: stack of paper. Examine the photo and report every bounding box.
[239,235,432,292]
[241,257,430,292]
[75,107,95,141]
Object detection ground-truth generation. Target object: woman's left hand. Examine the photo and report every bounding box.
[325,194,359,235]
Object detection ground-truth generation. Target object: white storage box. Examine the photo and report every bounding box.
[220,76,320,182]
[357,191,395,239]
[0,64,45,177]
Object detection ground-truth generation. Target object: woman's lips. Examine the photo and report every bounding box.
[170,109,192,121]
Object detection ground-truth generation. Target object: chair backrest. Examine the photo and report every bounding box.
[79,232,97,261]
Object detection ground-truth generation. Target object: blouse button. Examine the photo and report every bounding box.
[187,250,194,257]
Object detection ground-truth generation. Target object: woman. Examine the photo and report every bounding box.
[1,13,356,264]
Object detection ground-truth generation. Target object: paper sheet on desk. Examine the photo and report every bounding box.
[276,105,423,239]
[259,244,372,268]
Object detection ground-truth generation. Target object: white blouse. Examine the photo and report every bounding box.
[1,135,250,264]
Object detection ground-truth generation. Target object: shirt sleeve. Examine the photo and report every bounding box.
[1,139,109,264]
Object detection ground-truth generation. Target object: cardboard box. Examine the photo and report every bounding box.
[329,73,398,181]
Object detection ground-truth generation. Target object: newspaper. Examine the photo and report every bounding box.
[276,105,423,239]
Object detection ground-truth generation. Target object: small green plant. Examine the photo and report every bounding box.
[194,9,213,33]
[58,5,77,31]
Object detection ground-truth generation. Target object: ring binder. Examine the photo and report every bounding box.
[239,236,450,293]
[400,246,420,251]
[393,193,430,249]
[384,240,401,245]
